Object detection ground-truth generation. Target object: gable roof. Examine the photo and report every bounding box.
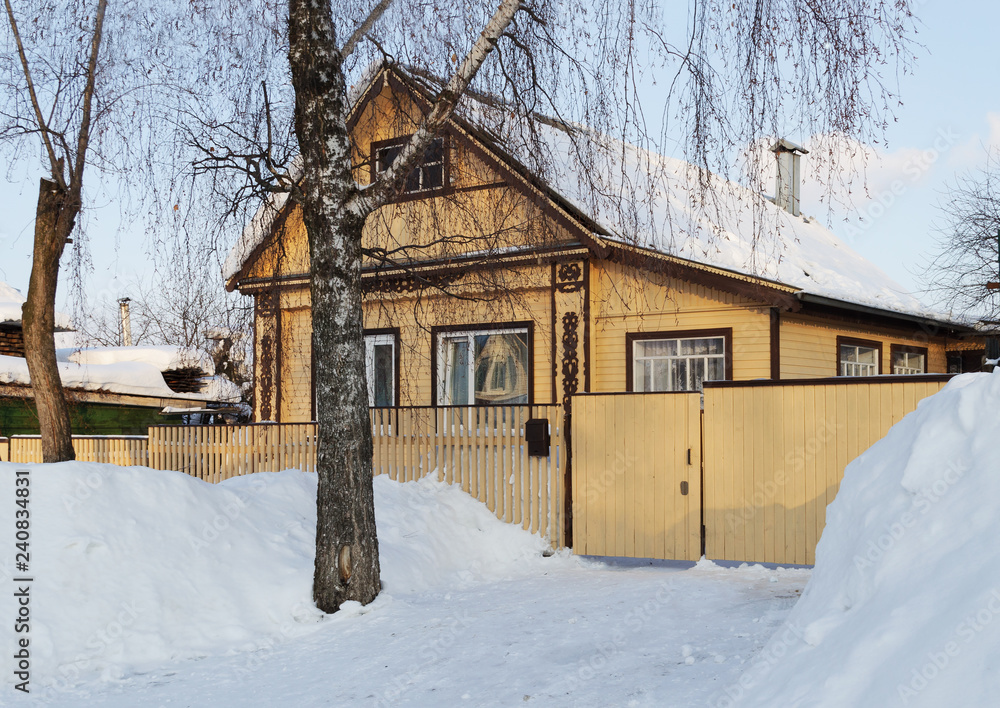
[226,65,962,328]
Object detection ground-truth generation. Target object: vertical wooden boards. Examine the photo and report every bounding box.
[702,378,949,565]
[570,392,703,561]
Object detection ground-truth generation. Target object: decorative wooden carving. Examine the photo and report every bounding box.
[256,290,278,421]
[259,333,274,421]
[257,290,278,318]
[561,311,580,408]
[556,262,583,293]
[558,263,581,282]
[364,272,461,294]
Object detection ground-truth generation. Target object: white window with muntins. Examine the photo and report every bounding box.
[840,342,879,376]
[633,336,726,392]
[893,349,926,375]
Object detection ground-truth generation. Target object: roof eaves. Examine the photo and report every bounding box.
[794,292,976,335]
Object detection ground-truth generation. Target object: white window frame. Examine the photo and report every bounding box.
[632,335,727,392]
[375,137,445,194]
[892,349,926,375]
[839,342,880,377]
[436,326,529,406]
[365,333,395,407]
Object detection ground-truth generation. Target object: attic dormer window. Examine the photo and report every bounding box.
[373,136,445,194]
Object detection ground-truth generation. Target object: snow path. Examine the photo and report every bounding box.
[40,560,806,707]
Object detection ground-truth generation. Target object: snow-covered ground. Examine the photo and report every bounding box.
[6,371,1000,706]
[0,464,805,707]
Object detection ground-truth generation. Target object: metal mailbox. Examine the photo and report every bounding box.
[524,418,550,457]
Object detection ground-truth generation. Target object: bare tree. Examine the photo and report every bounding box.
[0,0,111,461]
[921,148,1000,321]
[288,0,527,612]
[0,1,201,460]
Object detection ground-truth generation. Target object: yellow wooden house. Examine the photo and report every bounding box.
[224,65,977,423]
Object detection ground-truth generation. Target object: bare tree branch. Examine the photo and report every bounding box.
[3,0,65,187]
[351,0,523,215]
[342,0,397,59]
[71,0,108,190]
[921,147,1000,321]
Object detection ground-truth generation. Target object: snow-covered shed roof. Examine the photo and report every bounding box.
[57,344,216,375]
[225,65,957,325]
[0,353,240,403]
[0,281,73,329]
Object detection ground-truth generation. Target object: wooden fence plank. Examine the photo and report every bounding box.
[702,378,949,566]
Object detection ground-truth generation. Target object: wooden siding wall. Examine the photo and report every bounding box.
[261,262,560,411]
[779,313,949,377]
[9,435,149,466]
[702,377,950,565]
[589,261,772,391]
[243,208,310,281]
[361,186,576,264]
[571,393,703,560]
[371,405,566,546]
[279,301,313,423]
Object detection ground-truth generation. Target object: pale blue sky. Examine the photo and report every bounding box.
[0,2,997,317]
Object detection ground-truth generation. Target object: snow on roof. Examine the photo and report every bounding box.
[222,188,292,282]
[0,281,73,329]
[225,67,951,323]
[529,122,945,320]
[57,345,216,375]
[0,354,239,402]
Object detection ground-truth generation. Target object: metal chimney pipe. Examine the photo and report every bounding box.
[772,139,809,217]
[118,297,132,347]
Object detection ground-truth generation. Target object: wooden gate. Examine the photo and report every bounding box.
[571,392,702,561]
[570,376,952,565]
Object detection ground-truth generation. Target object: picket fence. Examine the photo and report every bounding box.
[5,435,149,466]
[0,405,567,548]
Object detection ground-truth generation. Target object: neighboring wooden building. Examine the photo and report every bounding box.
[0,384,194,436]
[0,283,242,435]
[225,65,978,423]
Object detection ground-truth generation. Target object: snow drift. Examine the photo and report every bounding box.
[733,372,1000,708]
[0,465,562,690]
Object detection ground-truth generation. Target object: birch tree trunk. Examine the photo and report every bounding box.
[288,0,380,611]
[22,177,76,462]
